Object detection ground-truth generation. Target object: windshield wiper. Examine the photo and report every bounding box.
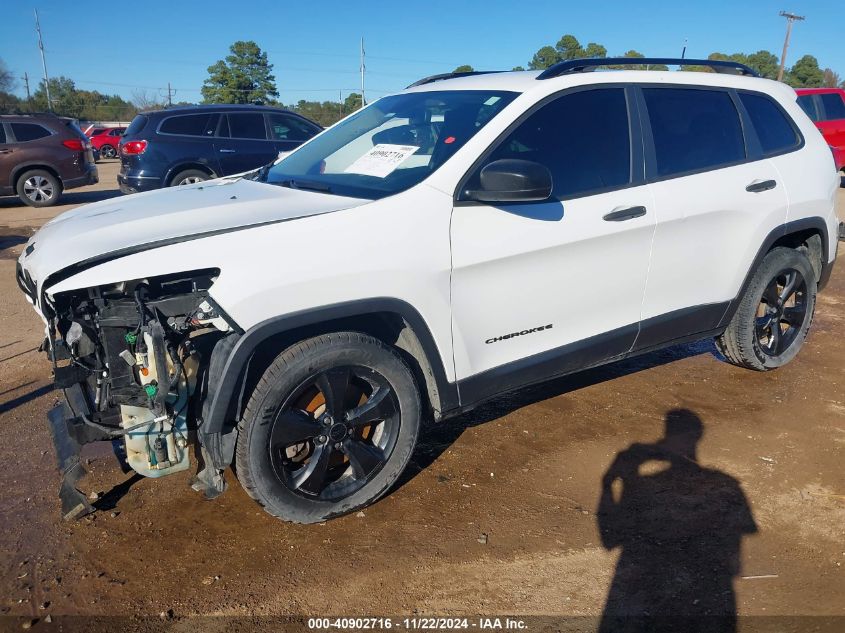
[277,179,332,193]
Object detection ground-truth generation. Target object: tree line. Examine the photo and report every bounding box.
[2,34,842,127]
[454,33,843,88]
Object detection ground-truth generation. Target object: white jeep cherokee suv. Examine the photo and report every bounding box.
[17,58,841,523]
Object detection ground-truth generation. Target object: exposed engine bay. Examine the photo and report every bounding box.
[43,269,231,519]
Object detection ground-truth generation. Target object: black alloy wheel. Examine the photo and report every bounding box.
[235,331,421,523]
[269,365,401,500]
[754,268,808,357]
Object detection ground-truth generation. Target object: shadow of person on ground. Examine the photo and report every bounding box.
[597,409,757,633]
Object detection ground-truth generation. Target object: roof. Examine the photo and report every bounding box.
[140,104,296,116]
[403,68,797,101]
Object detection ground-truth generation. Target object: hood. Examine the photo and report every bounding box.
[19,177,368,294]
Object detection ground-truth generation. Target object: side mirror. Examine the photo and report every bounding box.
[464,159,553,203]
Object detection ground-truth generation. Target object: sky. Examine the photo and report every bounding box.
[1,0,842,105]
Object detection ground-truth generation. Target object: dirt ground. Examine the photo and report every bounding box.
[1,161,843,630]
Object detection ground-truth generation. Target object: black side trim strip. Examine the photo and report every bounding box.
[456,302,730,414]
[457,324,638,407]
[634,302,729,352]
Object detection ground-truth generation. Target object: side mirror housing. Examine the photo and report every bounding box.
[464,159,553,203]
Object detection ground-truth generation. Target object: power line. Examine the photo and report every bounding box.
[777,11,805,82]
[34,8,51,110]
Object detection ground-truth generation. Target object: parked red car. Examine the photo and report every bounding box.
[89,127,126,159]
[796,88,845,171]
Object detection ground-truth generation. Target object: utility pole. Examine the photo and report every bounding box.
[777,11,805,82]
[681,38,688,60]
[167,82,173,107]
[360,37,365,109]
[34,9,51,111]
[22,72,31,103]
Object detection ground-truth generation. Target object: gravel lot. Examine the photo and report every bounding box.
[1,161,843,629]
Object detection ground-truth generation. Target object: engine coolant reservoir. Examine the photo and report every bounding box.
[120,340,198,478]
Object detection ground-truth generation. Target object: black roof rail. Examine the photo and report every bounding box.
[536,57,759,80]
[0,111,61,118]
[407,71,502,89]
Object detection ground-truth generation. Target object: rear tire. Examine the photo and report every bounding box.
[717,247,816,371]
[100,144,116,159]
[235,332,421,523]
[170,169,209,186]
[16,169,61,207]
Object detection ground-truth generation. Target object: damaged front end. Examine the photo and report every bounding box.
[42,269,234,519]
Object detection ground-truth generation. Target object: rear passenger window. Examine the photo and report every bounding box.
[159,114,215,136]
[11,123,52,142]
[472,88,631,199]
[739,93,800,155]
[0,125,6,144]
[228,113,267,140]
[797,95,819,121]
[642,88,745,177]
[819,93,845,121]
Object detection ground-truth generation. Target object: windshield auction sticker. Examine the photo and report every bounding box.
[344,144,419,178]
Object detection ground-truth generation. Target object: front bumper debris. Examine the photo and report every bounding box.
[46,404,96,521]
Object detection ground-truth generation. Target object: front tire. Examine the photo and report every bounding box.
[235,332,421,523]
[717,247,817,371]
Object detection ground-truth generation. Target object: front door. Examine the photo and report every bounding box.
[450,87,655,403]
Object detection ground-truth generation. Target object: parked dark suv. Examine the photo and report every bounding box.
[118,105,322,192]
[0,114,98,207]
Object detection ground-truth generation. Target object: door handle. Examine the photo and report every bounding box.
[218,149,236,154]
[746,179,777,193]
[603,206,647,222]
[0,148,12,154]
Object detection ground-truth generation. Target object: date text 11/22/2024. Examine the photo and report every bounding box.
[307,617,528,630]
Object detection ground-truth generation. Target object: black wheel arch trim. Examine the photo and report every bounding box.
[201,298,458,453]
[165,163,218,186]
[10,162,63,189]
[718,216,832,328]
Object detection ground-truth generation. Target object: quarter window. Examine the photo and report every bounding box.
[159,114,215,136]
[469,88,631,199]
[642,88,745,177]
[11,123,52,142]
[739,93,800,155]
[0,125,6,144]
[819,93,845,121]
[228,113,267,140]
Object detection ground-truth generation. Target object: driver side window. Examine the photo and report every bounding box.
[468,88,632,200]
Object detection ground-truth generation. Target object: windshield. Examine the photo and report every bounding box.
[264,90,518,199]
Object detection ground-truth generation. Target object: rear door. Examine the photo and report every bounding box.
[214,112,278,174]
[815,90,845,152]
[637,86,790,347]
[450,86,656,396]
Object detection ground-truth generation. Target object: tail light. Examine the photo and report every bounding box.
[62,139,84,151]
[121,140,148,155]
